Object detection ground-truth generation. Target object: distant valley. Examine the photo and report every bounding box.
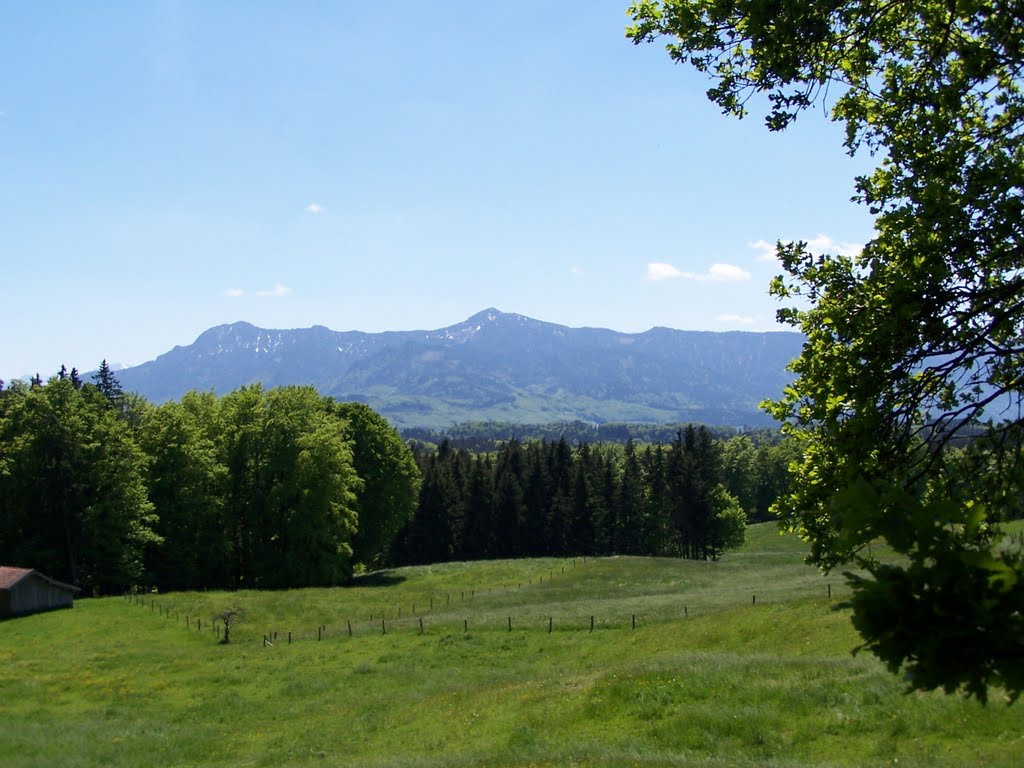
[116,309,803,428]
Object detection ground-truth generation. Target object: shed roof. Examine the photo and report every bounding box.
[0,567,79,593]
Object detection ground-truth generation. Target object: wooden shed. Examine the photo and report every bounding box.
[0,567,80,619]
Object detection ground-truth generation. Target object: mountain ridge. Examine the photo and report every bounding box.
[116,309,803,428]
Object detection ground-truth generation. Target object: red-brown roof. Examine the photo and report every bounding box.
[0,567,79,592]
[0,567,33,590]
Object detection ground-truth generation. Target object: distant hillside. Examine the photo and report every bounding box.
[116,309,803,427]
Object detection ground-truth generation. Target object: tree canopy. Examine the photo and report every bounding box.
[628,0,1024,701]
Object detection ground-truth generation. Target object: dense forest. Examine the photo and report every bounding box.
[0,366,795,595]
[400,421,784,453]
[0,365,419,595]
[390,430,795,566]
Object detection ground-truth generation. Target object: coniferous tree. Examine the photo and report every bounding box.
[665,432,691,556]
[641,445,671,555]
[617,440,645,554]
[522,443,551,556]
[461,454,495,559]
[597,450,619,554]
[545,437,574,555]
[493,439,526,557]
[92,359,125,416]
[569,444,596,555]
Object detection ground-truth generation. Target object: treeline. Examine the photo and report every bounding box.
[389,426,797,566]
[0,366,797,596]
[401,420,783,453]
[0,365,420,595]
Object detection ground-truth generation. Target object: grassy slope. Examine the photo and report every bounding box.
[1,524,1021,768]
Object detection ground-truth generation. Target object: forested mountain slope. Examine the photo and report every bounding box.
[117,309,803,427]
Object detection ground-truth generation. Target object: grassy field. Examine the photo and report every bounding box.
[1,524,1021,767]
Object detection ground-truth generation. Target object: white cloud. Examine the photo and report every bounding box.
[305,203,325,214]
[647,262,684,281]
[224,288,245,297]
[255,283,292,297]
[806,233,862,257]
[748,240,777,262]
[749,234,862,262]
[717,313,756,325]
[570,265,586,276]
[707,263,752,282]
[648,262,750,282]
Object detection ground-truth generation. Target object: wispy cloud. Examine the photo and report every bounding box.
[647,262,684,281]
[647,262,751,282]
[706,263,752,282]
[570,265,586,276]
[255,283,292,298]
[749,234,862,262]
[305,203,325,214]
[748,240,777,262]
[806,234,862,257]
[224,288,245,298]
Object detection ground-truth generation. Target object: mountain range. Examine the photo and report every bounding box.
[116,309,803,428]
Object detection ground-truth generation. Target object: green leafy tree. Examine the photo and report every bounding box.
[138,395,229,590]
[215,385,360,587]
[0,377,157,593]
[333,402,421,569]
[721,435,758,520]
[629,0,1024,700]
[257,386,360,587]
[706,484,747,560]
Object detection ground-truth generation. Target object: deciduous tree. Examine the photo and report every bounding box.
[629,0,1024,700]
[333,402,421,569]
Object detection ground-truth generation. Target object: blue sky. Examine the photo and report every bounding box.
[1,1,874,380]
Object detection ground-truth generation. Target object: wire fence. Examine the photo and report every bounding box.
[122,574,841,648]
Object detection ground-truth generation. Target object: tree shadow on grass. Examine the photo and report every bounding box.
[349,571,406,588]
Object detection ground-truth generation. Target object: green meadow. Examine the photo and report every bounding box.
[1,523,1020,767]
